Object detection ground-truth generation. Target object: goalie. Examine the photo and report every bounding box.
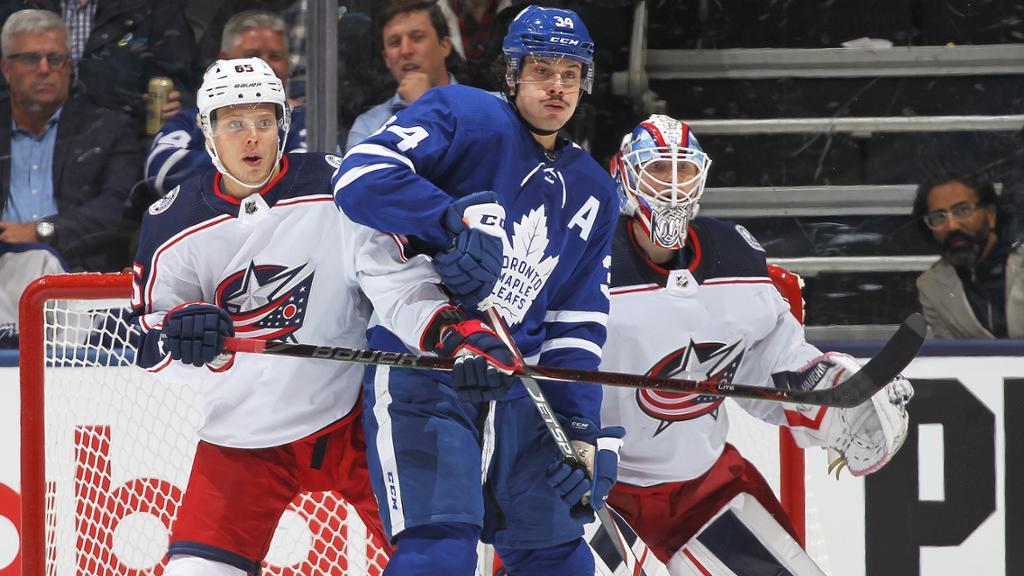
[598,115,915,575]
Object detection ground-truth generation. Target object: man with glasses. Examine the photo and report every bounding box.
[0,9,140,272]
[913,175,1023,338]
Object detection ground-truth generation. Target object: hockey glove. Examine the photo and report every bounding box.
[783,352,914,477]
[545,416,626,518]
[163,303,234,367]
[436,319,520,402]
[433,191,506,310]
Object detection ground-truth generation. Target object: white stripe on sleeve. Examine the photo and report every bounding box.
[543,310,609,325]
[539,337,603,359]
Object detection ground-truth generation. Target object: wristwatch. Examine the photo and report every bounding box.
[35,220,56,243]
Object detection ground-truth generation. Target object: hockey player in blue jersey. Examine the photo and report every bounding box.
[335,5,624,575]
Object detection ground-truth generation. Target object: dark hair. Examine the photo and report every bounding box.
[912,174,998,241]
[378,0,450,43]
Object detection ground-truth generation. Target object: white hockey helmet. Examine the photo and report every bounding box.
[197,57,291,189]
[611,114,712,249]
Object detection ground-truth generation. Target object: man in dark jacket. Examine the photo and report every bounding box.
[0,9,142,272]
[1,0,195,135]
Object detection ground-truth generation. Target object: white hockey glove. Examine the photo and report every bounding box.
[785,352,914,477]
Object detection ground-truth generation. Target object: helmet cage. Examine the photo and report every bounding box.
[614,117,712,249]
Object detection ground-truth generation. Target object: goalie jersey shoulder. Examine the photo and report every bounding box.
[609,216,770,289]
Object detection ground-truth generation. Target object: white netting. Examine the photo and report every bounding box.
[38,297,389,575]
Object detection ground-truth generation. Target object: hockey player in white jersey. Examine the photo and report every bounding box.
[599,115,915,575]
[130,58,455,575]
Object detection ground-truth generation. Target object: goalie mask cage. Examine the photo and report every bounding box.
[18,273,809,575]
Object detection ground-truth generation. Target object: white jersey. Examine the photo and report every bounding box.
[131,153,450,449]
[601,217,822,486]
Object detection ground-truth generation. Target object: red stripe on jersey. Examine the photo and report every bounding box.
[275,195,333,207]
[610,284,661,296]
[702,278,773,286]
[146,216,234,311]
[682,548,713,576]
[213,155,290,204]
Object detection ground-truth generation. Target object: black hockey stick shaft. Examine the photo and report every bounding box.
[481,307,644,576]
[222,312,926,408]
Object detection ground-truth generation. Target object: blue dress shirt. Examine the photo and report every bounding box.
[3,109,62,222]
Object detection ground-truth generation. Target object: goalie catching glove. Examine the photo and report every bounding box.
[783,352,914,477]
[545,416,625,518]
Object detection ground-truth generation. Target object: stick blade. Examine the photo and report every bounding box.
[828,312,926,408]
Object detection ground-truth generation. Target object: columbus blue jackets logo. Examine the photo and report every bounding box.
[215,261,315,341]
[636,339,745,434]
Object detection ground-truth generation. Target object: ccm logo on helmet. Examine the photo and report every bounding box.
[549,36,579,46]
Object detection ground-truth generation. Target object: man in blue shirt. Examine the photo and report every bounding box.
[0,9,140,272]
[345,0,457,152]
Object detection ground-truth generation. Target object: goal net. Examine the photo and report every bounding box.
[19,273,816,575]
[19,274,388,576]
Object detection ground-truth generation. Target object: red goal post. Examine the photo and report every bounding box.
[18,272,807,575]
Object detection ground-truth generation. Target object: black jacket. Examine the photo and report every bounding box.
[0,97,143,272]
[2,0,195,134]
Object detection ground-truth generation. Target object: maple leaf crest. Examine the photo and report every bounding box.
[490,205,559,325]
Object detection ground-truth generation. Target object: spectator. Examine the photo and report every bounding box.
[345,0,457,151]
[439,0,510,88]
[913,175,1024,338]
[0,9,142,272]
[1,0,196,136]
[146,9,307,198]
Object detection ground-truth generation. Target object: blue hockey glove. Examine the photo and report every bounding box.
[433,191,506,310]
[545,417,626,517]
[163,303,234,367]
[436,319,519,402]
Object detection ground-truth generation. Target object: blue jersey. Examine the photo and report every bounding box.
[334,85,619,423]
[145,106,307,197]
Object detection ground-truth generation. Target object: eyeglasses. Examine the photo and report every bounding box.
[212,118,279,136]
[6,52,70,68]
[923,202,981,229]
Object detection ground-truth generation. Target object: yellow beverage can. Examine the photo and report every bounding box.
[146,77,174,135]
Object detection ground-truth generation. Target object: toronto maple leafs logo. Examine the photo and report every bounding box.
[489,205,559,326]
[215,261,315,341]
[636,339,745,435]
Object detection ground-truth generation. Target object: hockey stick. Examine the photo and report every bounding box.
[222,312,926,408]
[479,307,646,576]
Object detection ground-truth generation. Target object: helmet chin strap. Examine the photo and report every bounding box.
[206,138,285,192]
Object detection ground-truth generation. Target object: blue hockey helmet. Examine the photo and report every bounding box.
[502,5,594,93]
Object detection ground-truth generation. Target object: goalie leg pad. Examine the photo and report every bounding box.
[603,444,796,564]
[164,555,249,576]
[665,494,826,576]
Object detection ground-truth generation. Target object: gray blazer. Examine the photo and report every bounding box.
[916,241,1024,338]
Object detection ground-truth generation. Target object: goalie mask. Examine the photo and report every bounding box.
[197,57,291,190]
[612,115,712,249]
